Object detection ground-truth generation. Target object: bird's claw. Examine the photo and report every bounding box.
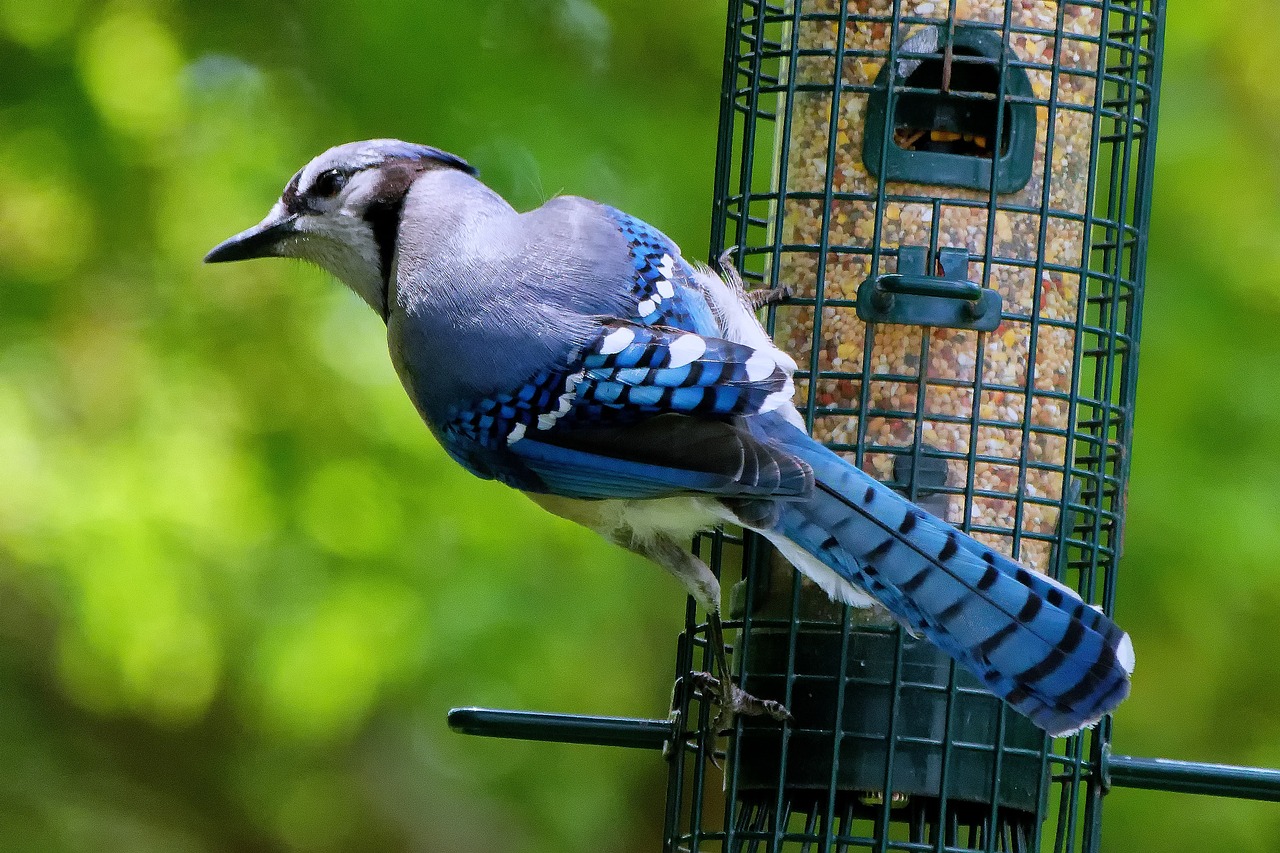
[747,284,792,310]
[689,671,793,735]
[714,245,740,275]
[716,246,792,309]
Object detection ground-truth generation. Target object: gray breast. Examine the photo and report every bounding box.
[387,174,635,422]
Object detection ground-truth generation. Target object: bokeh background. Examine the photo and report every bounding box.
[1,2,1277,851]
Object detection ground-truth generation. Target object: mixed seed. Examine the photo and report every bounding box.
[771,0,1104,571]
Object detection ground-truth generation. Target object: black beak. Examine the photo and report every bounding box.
[204,212,299,264]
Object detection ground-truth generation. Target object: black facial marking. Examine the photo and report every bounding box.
[362,156,476,318]
[360,163,424,318]
[284,166,348,214]
[281,169,304,213]
[366,194,406,317]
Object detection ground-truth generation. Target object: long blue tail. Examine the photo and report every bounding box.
[754,416,1133,736]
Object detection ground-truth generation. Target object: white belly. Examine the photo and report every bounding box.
[526,491,876,610]
[526,492,724,546]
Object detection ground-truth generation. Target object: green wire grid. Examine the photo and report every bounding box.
[667,2,1162,850]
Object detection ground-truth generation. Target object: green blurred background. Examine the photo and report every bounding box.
[1,2,1277,851]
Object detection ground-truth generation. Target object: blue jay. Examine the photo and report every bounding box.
[206,140,1133,737]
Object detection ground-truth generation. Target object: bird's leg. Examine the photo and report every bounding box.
[636,533,792,733]
[691,609,793,734]
[714,246,792,310]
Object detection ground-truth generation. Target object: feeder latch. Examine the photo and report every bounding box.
[857,246,1002,331]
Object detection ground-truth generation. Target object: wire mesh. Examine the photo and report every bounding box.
[664,2,1164,851]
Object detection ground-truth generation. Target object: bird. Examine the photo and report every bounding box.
[205,139,1134,737]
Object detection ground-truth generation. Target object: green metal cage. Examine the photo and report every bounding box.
[659,1,1277,849]
[449,1,1280,851]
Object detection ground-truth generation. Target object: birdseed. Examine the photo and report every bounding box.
[771,0,1104,570]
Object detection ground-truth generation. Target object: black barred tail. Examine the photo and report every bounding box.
[754,415,1134,736]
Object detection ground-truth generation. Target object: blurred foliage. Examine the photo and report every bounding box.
[0,1,1276,852]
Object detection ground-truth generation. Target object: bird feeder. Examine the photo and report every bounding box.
[669,0,1158,848]
[448,1,1280,849]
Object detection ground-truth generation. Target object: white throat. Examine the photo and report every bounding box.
[295,215,387,316]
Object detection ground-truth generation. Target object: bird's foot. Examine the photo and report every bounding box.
[693,609,793,737]
[689,671,793,735]
[714,247,792,309]
[747,284,792,310]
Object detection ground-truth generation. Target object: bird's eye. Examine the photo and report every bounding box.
[311,169,346,198]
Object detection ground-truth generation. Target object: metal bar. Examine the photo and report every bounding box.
[447,725,1280,803]
[1107,753,1280,803]
[447,708,674,750]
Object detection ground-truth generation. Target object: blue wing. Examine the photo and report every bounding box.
[605,207,724,337]
[442,320,807,500]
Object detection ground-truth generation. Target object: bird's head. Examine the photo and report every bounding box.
[204,139,476,316]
